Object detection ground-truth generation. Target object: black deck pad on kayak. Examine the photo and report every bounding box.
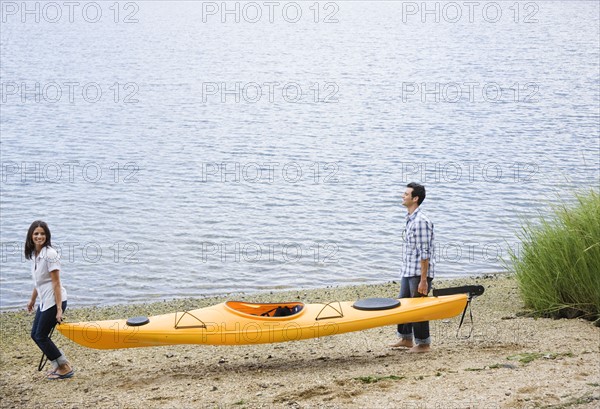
[432,285,485,298]
[352,298,401,311]
[126,316,150,326]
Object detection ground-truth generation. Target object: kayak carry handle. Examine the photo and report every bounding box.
[432,285,485,340]
[432,285,484,298]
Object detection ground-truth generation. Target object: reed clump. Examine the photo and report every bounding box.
[509,190,600,322]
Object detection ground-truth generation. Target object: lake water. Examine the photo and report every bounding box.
[1,1,598,310]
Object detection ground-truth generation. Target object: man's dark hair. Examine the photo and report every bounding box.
[407,182,426,206]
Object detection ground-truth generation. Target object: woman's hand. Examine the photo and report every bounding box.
[49,270,63,323]
[28,288,38,313]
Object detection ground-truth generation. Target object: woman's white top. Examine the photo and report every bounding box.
[31,246,67,311]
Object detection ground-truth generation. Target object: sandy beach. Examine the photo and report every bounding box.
[1,274,598,409]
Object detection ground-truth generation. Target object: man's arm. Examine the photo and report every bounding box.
[418,259,429,295]
[415,218,433,295]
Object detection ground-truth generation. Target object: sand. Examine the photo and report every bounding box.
[1,275,598,409]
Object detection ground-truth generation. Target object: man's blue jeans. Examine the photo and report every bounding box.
[397,276,433,345]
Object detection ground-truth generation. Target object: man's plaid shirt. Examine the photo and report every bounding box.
[401,207,435,278]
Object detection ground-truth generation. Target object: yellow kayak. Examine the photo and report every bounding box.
[57,286,483,350]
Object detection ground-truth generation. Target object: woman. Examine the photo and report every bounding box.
[25,220,74,380]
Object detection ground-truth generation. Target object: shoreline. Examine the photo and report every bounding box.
[1,274,598,408]
[0,272,511,314]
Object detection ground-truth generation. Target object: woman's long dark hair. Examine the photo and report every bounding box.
[24,220,52,260]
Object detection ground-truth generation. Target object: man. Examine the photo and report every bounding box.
[390,182,435,353]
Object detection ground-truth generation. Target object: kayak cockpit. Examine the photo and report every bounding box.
[225,301,305,318]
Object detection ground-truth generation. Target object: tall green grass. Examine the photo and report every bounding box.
[508,190,600,321]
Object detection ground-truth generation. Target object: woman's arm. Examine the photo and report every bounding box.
[27,288,38,312]
[49,269,63,322]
